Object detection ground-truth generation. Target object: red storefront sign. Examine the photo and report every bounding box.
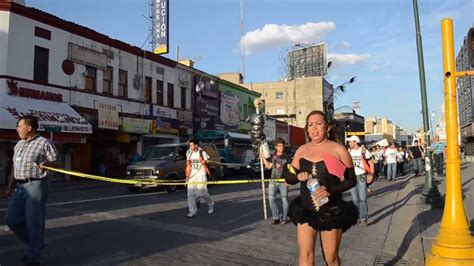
[7,79,63,102]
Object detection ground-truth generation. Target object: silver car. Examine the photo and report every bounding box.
[125,143,223,193]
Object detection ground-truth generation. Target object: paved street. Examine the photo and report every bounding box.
[0,162,473,265]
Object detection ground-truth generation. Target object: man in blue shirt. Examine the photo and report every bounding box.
[430,136,446,176]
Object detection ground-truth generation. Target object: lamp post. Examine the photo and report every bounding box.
[193,74,216,133]
[324,77,356,121]
[412,0,443,208]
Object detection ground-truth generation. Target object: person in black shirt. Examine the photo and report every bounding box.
[284,110,358,266]
[261,137,292,224]
[409,140,424,176]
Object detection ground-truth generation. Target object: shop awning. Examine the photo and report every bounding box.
[0,96,92,134]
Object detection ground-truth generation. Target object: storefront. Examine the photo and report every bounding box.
[0,95,92,184]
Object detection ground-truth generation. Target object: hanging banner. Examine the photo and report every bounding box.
[153,0,169,55]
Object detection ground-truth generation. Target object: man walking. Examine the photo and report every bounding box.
[185,139,215,218]
[347,136,374,225]
[409,140,424,177]
[431,136,446,176]
[5,115,60,266]
[384,143,398,181]
[261,138,291,224]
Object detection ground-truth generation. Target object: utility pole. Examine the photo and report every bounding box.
[412,0,443,208]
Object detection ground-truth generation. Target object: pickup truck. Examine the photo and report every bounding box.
[125,143,223,192]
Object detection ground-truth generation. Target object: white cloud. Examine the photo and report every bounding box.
[370,60,391,72]
[240,22,336,54]
[336,41,351,49]
[327,53,371,67]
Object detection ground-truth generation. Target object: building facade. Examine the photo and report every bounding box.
[0,1,194,180]
[238,76,332,128]
[333,111,365,144]
[217,77,261,133]
[456,27,474,155]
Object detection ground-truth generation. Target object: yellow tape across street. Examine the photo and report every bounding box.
[44,167,285,186]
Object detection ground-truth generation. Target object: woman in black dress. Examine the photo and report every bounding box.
[284,110,358,266]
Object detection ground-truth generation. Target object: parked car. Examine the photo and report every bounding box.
[125,143,223,193]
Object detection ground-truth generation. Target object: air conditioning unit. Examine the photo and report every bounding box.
[133,75,142,90]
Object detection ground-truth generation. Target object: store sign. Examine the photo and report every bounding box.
[0,96,92,134]
[7,79,63,102]
[122,118,150,134]
[68,43,107,70]
[152,0,169,55]
[97,102,119,130]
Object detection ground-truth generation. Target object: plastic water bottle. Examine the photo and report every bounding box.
[307,178,329,209]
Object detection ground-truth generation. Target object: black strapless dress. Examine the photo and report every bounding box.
[287,158,358,232]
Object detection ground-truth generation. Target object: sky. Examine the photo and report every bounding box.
[28,0,474,133]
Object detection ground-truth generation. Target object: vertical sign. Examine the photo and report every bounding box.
[153,0,169,55]
[97,102,119,130]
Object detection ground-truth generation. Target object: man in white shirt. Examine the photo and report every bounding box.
[347,135,374,225]
[384,143,398,181]
[185,139,215,218]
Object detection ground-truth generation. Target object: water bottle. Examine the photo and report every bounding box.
[307,178,329,210]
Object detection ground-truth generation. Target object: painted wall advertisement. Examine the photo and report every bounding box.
[220,92,240,127]
[193,76,239,133]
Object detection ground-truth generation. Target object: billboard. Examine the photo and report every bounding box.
[287,43,327,80]
[152,0,169,55]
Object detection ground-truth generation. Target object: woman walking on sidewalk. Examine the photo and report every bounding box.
[284,110,358,266]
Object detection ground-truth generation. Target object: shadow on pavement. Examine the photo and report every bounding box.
[385,208,443,265]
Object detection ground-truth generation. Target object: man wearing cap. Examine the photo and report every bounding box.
[347,135,374,225]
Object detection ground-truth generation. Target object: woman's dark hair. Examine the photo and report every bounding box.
[18,115,39,131]
[304,110,338,142]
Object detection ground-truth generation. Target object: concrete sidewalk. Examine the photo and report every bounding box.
[357,161,474,265]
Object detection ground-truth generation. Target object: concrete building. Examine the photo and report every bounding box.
[0,1,195,180]
[456,27,474,155]
[219,73,333,128]
[365,117,398,143]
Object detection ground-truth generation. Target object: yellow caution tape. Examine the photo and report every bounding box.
[44,166,285,185]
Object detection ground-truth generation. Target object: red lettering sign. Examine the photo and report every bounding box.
[7,80,63,102]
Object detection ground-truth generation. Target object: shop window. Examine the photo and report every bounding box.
[103,66,113,94]
[119,69,128,97]
[33,46,49,82]
[145,76,152,103]
[85,66,97,91]
[156,80,164,105]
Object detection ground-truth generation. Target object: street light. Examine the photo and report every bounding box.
[430,111,437,141]
[324,76,356,121]
[193,74,216,131]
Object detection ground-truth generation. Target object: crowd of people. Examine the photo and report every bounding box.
[3,111,449,266]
